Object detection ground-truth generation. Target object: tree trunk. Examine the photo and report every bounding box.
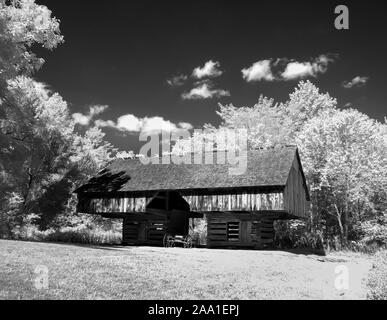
[343,210,348,241]
[334,204,344,237]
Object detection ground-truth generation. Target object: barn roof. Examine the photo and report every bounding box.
[75,146,309,197]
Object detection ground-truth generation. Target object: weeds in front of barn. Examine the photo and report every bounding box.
[6,224,122,245]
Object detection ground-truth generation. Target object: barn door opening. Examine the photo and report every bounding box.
[166,210,189,236]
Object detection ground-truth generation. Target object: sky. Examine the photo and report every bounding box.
[35,0,387,152]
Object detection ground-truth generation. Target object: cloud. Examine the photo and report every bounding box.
[342,76,369,89]
[89,105,109,117]
[281,54,335,80]
[181,82,230,100]
[94,119,116,128]
[141,117,179,133]
[72,113,91,126]
[178,122,194,130]
[281,61,315,80]
[242,54,337,82]
[167,74,188,87]
[95,114,193,134]
[192,60,223,79]
[72,105,109,126]
[241,59,274,82]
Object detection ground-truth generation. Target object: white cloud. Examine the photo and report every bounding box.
[178,122,194,130]
[181,82,230,100]
[242,54,337,82]
[192,60,223,79]
[95,113,193,134]
[167,74,188,87]
[94,119,116,128]
[72,105,109,126]
[314,54,335,73]
[89,105,109,117]
[281,54,336,80]
[141,116,178,133]
[241,59,274,82]
[281,61,315,80]
[72,113,90,126]
[117,114,142,131]
[342,76,369,89]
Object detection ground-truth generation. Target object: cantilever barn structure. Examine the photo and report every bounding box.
[75,146,310,249]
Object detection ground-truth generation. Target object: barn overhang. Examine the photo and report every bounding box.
[75,187,295,218]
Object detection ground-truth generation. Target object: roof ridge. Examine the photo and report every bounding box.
[116,145,298,161]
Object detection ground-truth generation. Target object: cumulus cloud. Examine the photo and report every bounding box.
[281,54,335,80]
[242,54,337,82]
[167,74,188,87]
[95,114,193,134]
[281,61,316,80]
[72,105,109,126]
[342,76,369,89]
[72,113,91,126]
[192,60,223,79]
[181,82,230,100]
[241,59,274,82]
[89,105,109,117]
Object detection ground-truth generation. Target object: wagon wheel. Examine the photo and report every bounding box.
[163,234,175,248]
[184,235,193,248]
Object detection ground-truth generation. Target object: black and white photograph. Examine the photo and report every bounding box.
[0,0,386,306]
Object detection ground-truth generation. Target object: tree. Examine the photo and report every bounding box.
[217,96,293,149]
[172,96,293,154]
[0,76,75,229]
[0,0,63,89]
[285,80,337,137]
[296,108,387,240]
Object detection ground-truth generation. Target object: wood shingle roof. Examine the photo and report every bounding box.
[75,146,307,196]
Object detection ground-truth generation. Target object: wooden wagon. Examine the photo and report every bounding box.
[162,212,194,248]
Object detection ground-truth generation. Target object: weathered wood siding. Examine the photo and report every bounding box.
[122,218,167,245]
[78,192,284,214]
[183,192,284,212]
[283,154,308,218]
[78,196,149,214]
[206,213,278,248]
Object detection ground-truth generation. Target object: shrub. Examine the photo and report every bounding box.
[11,215,122,245]
[274,220,324,252]
[190,218,207,246]
[359,216,387,248]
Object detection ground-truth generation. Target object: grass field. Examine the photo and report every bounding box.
[0,239,374,300]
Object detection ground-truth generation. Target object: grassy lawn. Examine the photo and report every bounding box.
[0,239,374,300]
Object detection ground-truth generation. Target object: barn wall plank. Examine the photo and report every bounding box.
[183,192,284,212]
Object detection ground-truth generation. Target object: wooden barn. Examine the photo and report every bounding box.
[75,146,310,249]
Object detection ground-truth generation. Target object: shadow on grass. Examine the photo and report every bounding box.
[275,247,326,256]
[11,239,128,251]
[11,239,326,255]
[189,245,326,256]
